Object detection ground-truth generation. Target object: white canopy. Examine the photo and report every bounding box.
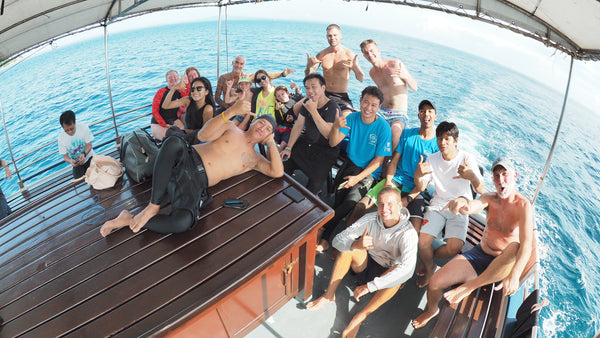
[1,0,599,63]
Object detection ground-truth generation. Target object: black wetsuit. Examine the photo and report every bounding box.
[144,136,211,234]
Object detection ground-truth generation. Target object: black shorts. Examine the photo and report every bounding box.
[325,91,354,112]
[354,254,388,285]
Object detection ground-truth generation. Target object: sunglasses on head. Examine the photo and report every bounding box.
[255,75,268,83]
[190,86,204,93]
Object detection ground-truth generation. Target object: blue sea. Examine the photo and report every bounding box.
[0,20,598,336]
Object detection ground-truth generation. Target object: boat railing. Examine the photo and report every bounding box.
[0,103,151,197]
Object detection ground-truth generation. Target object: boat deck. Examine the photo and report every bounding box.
[0,148,333,337]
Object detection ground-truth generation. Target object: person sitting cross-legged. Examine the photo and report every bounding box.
[306,187,418,338]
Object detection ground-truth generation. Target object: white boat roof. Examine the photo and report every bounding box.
[1,0,599,63]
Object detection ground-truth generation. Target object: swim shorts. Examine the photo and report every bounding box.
[377,106,408,127]
[325,91,354,112]
[462,244,496,276]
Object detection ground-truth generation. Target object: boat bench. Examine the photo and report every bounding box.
[429,215,537,338]
[0,150,333,337]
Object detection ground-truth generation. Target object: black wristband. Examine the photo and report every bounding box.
[406,195,414,204]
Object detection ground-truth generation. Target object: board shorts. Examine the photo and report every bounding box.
[377,106,408,127]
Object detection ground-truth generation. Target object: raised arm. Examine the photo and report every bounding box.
[254,134,284,178]
[214,75,228,108]
[328,114,349,147]
[197,100,251,142]
[267,68,295,80]
[351,53,365,82]
[161,80,189,110]
[305,52,322,76]
[304,99,335,140]
[397,60,418,91]
[443,193,491,215]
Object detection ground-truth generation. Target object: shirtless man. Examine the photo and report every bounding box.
[215,55,293,110]
[412,157,533,329]
[100,100,284,236]
[306,24,364,116]
[360,39,417,150]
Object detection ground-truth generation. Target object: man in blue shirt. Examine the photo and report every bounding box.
[350,99,440,232]
[317,86,392,251]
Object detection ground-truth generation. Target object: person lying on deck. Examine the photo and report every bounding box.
[99,100,283,237]
[412,157,533,329]
[306,187,417,338]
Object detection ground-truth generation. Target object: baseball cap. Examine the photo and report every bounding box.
[238,75,252,83]
[491,157,514,172]
[418,99,436,112]
[255,114,277,131]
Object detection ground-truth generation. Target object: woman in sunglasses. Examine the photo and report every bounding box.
[162,76,215,133]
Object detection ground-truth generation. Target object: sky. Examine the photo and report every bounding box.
[40,0,600,108]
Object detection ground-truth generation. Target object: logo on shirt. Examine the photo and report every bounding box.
[369,133,377,146]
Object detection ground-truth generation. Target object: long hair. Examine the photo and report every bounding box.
[190,77,215,109]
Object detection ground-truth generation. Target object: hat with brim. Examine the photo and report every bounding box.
[239,75,252,83]
[418,99,436,112]
[491,157,514,172]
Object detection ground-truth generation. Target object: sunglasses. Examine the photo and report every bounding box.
[190,86,204,93]
[255,75,268,83]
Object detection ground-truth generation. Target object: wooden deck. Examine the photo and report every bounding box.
[0,149,333,337]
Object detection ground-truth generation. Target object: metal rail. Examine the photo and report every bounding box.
[0,104,150,191]
[531,56,573,205]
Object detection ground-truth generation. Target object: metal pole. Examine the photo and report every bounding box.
[0,98,25,189]
[532,56,574,205]
[104,25,119,142]
[217,3,222,80]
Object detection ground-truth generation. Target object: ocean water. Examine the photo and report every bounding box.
[0,20,598,336]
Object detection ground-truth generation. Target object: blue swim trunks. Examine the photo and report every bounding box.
[462,244,496,276]
[377,106,408,126]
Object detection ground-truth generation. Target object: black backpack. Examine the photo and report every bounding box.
[119,128,159,182]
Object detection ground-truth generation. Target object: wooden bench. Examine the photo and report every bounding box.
[0,158,333,336]
[429,215,537,338]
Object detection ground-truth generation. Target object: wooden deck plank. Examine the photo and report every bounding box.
[106,208,329,338]
[0,180,147,287]
[0,168,261,291]
[447,287,480,336]
[466,284,494,338]
[22,188,313,337]
[0,177,286,334]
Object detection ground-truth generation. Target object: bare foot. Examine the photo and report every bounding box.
[342,314,366,338]
[316,239,329,253]
[342,325,360,338]
[444,285,474,304]
[130,203,160,233]
[416,265,435,288]
[100,210,133,237]
[305,295,334,311]
[412,308,440,329]
[416,261,425,276]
